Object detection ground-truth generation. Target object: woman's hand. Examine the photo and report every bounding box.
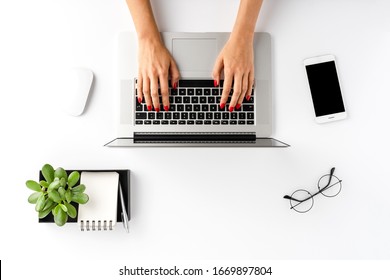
[137,37,180,112]
[212,34,254,112]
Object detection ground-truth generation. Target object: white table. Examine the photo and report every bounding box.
[1,0,390,272]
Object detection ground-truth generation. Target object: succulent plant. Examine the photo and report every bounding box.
[26,164,89,226]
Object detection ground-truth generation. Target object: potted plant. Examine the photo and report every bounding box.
[25,164,89,226]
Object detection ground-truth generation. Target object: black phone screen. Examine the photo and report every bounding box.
[305,61,345,117]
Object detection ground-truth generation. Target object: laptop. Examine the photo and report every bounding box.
[105,32,288,147]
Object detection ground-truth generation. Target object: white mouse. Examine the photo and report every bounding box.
[63,67,94,116]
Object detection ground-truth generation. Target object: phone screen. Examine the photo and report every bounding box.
[305,61,345,117]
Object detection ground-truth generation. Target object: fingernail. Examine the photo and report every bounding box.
[220,103,226,109]
[214,80,218,87]
[155,107,160,112]
[173,82,178,89]
[229,106,234,112]
[246,95,251,101]
[164,105,169,112]
[235,103,241,110]
[138,97,142,103]
[147,105,152,111]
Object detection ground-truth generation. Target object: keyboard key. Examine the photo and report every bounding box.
[214,112,221,119]
[135,120,143,125]
[204,89,211,95]
[173,113,180,119]
[174,97,182,103]
[136,103,143,111]
[191,96,199,103]
[179,120,186,125]
[202,104,209,111]
[198,112,205,119]
[181,112,188,119]
[157,113,164,119]
[196,120,203,125]
[221,120,228,125]
[231,112,237,119]
[189,112,197,119]
[210,104,217,111]
[183,97,191,103]
[243,105,254,111]
[179,88,186,95]
[187,120,194,125]
[196,89,202,95]
[177,105,184,111]
[229,120,237,125]
[162,120,169,125]
[238,120,246,125]
[208,96,215,103]
[247,112,254,119]
[187,88,194,95]
[153,120,160,125]
[169,104,176,111]
[136,113,147,119]
[165,112,172,119]
[222,112,230,119]
[213,120,220,125]
[144,120,151,125]
[247,120,254,125]
[148,112,155,119]
[200,97,207,103]
[194,105,201,111]
[204,120,212,125]
[206,113,213,119]
[244,96,254,103]
[170,120,178,125]
[171,88,178,95]
[239,112,246,119]
[185,104,193,111]
[212,89,219,95]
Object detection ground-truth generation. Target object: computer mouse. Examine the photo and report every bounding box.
[63,67,94,116]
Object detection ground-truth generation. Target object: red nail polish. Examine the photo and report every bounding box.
[147,105,152,111]
[173,82,178,89]
[246,95,251,101]
[220,103,225,109]
[214,80,218,87]
[235,103,241,110]
[155,107,160,112]
[229,106,234,112]
[164,105,169,112]
[138,97,142,103]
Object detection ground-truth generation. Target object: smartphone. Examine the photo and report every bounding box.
[303,54,347,123]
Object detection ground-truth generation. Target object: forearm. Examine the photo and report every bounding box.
[231,0,263,39]
[125,0,161,42]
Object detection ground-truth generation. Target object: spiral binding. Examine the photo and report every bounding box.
[80,220,113,231]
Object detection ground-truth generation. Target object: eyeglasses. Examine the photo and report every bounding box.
[283,167,342,213]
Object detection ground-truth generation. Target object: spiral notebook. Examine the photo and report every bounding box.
[77,172,119,231]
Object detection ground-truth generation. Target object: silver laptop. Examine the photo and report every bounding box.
[105,32,288,147]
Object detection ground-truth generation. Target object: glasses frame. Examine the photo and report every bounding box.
[283,167,342,213]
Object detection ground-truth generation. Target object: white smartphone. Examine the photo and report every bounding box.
[303,54,347,123]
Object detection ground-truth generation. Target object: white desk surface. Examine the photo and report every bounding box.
[1,0,390,266]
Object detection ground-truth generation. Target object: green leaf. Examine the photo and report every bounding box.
[59,204,68,212]
[72,184,86,193]
[39,203,56,219]
[42,198,55,211]
[39,180,49,188]
[48,190,62,203]
[65,189,72,203]
[48,180,60,192]
[52,204,61,216]
[58,187,66,200]
[28,192,41,204]
[64,202,77,219]
[67,171,80,188]
[60,177,66,188]
[35,193,46,212]
[72,193,89,204]
[41,164,54,184]
[54,167,68,182]
[26,180,41,192]
[53,206,68,226]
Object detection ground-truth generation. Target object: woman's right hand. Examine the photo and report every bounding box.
[137,37,180,112]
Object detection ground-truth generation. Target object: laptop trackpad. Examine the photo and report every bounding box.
[172,38,217,74]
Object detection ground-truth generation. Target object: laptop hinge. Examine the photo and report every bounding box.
[134,132,256,143]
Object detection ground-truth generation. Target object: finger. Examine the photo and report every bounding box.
[142,77,152,111]
[229,73,243,112]
[150,75,160,112]
[159,74,170,111]
[212,56,223,87]
[170,59,180,88]
[237,73,249,108]
[220,70,233,110]
[246,70,255,101]
[137,74,143,104]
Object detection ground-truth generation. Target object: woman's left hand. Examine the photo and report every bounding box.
[212,34,255,112]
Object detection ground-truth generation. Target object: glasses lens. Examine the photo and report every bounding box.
[318,174,342,197]
[289,189,314,213]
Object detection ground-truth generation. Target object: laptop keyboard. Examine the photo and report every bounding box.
[135,80,255,125]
